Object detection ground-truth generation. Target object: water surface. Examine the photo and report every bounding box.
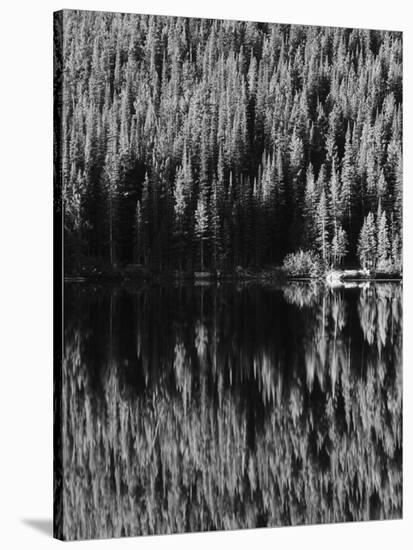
[62,282,402,540]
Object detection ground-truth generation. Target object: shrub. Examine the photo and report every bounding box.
[282,250,322,278]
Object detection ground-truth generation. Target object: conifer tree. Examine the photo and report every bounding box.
[173,167,187,270]
[329,161,342,251]
[377,206,390,271]
[316,190,330,266]
[210,177,222,270]
[195,195,209,270]
[303,163,316,248]
[331,225,348,266]
[340,126,355,228]
[357,212,377,269]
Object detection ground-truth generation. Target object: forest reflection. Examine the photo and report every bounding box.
[62,282,402,540]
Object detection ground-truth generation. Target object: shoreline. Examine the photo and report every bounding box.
[63,266,402,285]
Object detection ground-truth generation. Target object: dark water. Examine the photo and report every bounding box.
[62,282,402,540]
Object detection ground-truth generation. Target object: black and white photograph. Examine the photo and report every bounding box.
[52,7,403,542]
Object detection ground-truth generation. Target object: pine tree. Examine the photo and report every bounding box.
[393,156,402,240]
[104,108,120,267]
[303,163,316,248]
[195,195,209,270]
[391,233,402,273]
[377,205,390,271]
[210,177,222,270]
[274,148,286,259]
[289,130,305,248]
[140,172,151,265]
[174,166,187,270]
[357,212,377,269]
[329,160,342,251]
[316,190,330,266]
[331,225,348,266]
[340,125,355,227]
[377,169,388,209]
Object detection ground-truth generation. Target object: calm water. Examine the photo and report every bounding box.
[62,282,402,540]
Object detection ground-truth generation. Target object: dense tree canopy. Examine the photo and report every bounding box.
[60,11,402,274]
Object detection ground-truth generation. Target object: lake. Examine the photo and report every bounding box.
[61,281,402,540]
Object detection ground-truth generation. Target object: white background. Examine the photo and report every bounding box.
[0,0,411,547]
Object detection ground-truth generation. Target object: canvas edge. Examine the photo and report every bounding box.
[53,8,65,542]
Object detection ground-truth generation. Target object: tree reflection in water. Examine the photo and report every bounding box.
[61,282,402,540]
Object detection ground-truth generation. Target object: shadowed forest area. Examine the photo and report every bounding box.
[59,11,402,277]
[61,282,402,540]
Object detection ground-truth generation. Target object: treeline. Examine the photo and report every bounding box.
[60,10,402,274]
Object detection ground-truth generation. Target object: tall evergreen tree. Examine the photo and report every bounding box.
[316,190,330,266]
[195,195,209,270]
[331,225,348,267]
[358,212,377,269]
[377,204,390,270]
[173,166,187,270]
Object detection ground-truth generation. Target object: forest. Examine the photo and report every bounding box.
[58,11,403,276]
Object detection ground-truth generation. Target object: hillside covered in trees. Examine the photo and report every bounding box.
[58,11,403,276]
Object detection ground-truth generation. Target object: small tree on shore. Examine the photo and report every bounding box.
[282,250,321,278]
